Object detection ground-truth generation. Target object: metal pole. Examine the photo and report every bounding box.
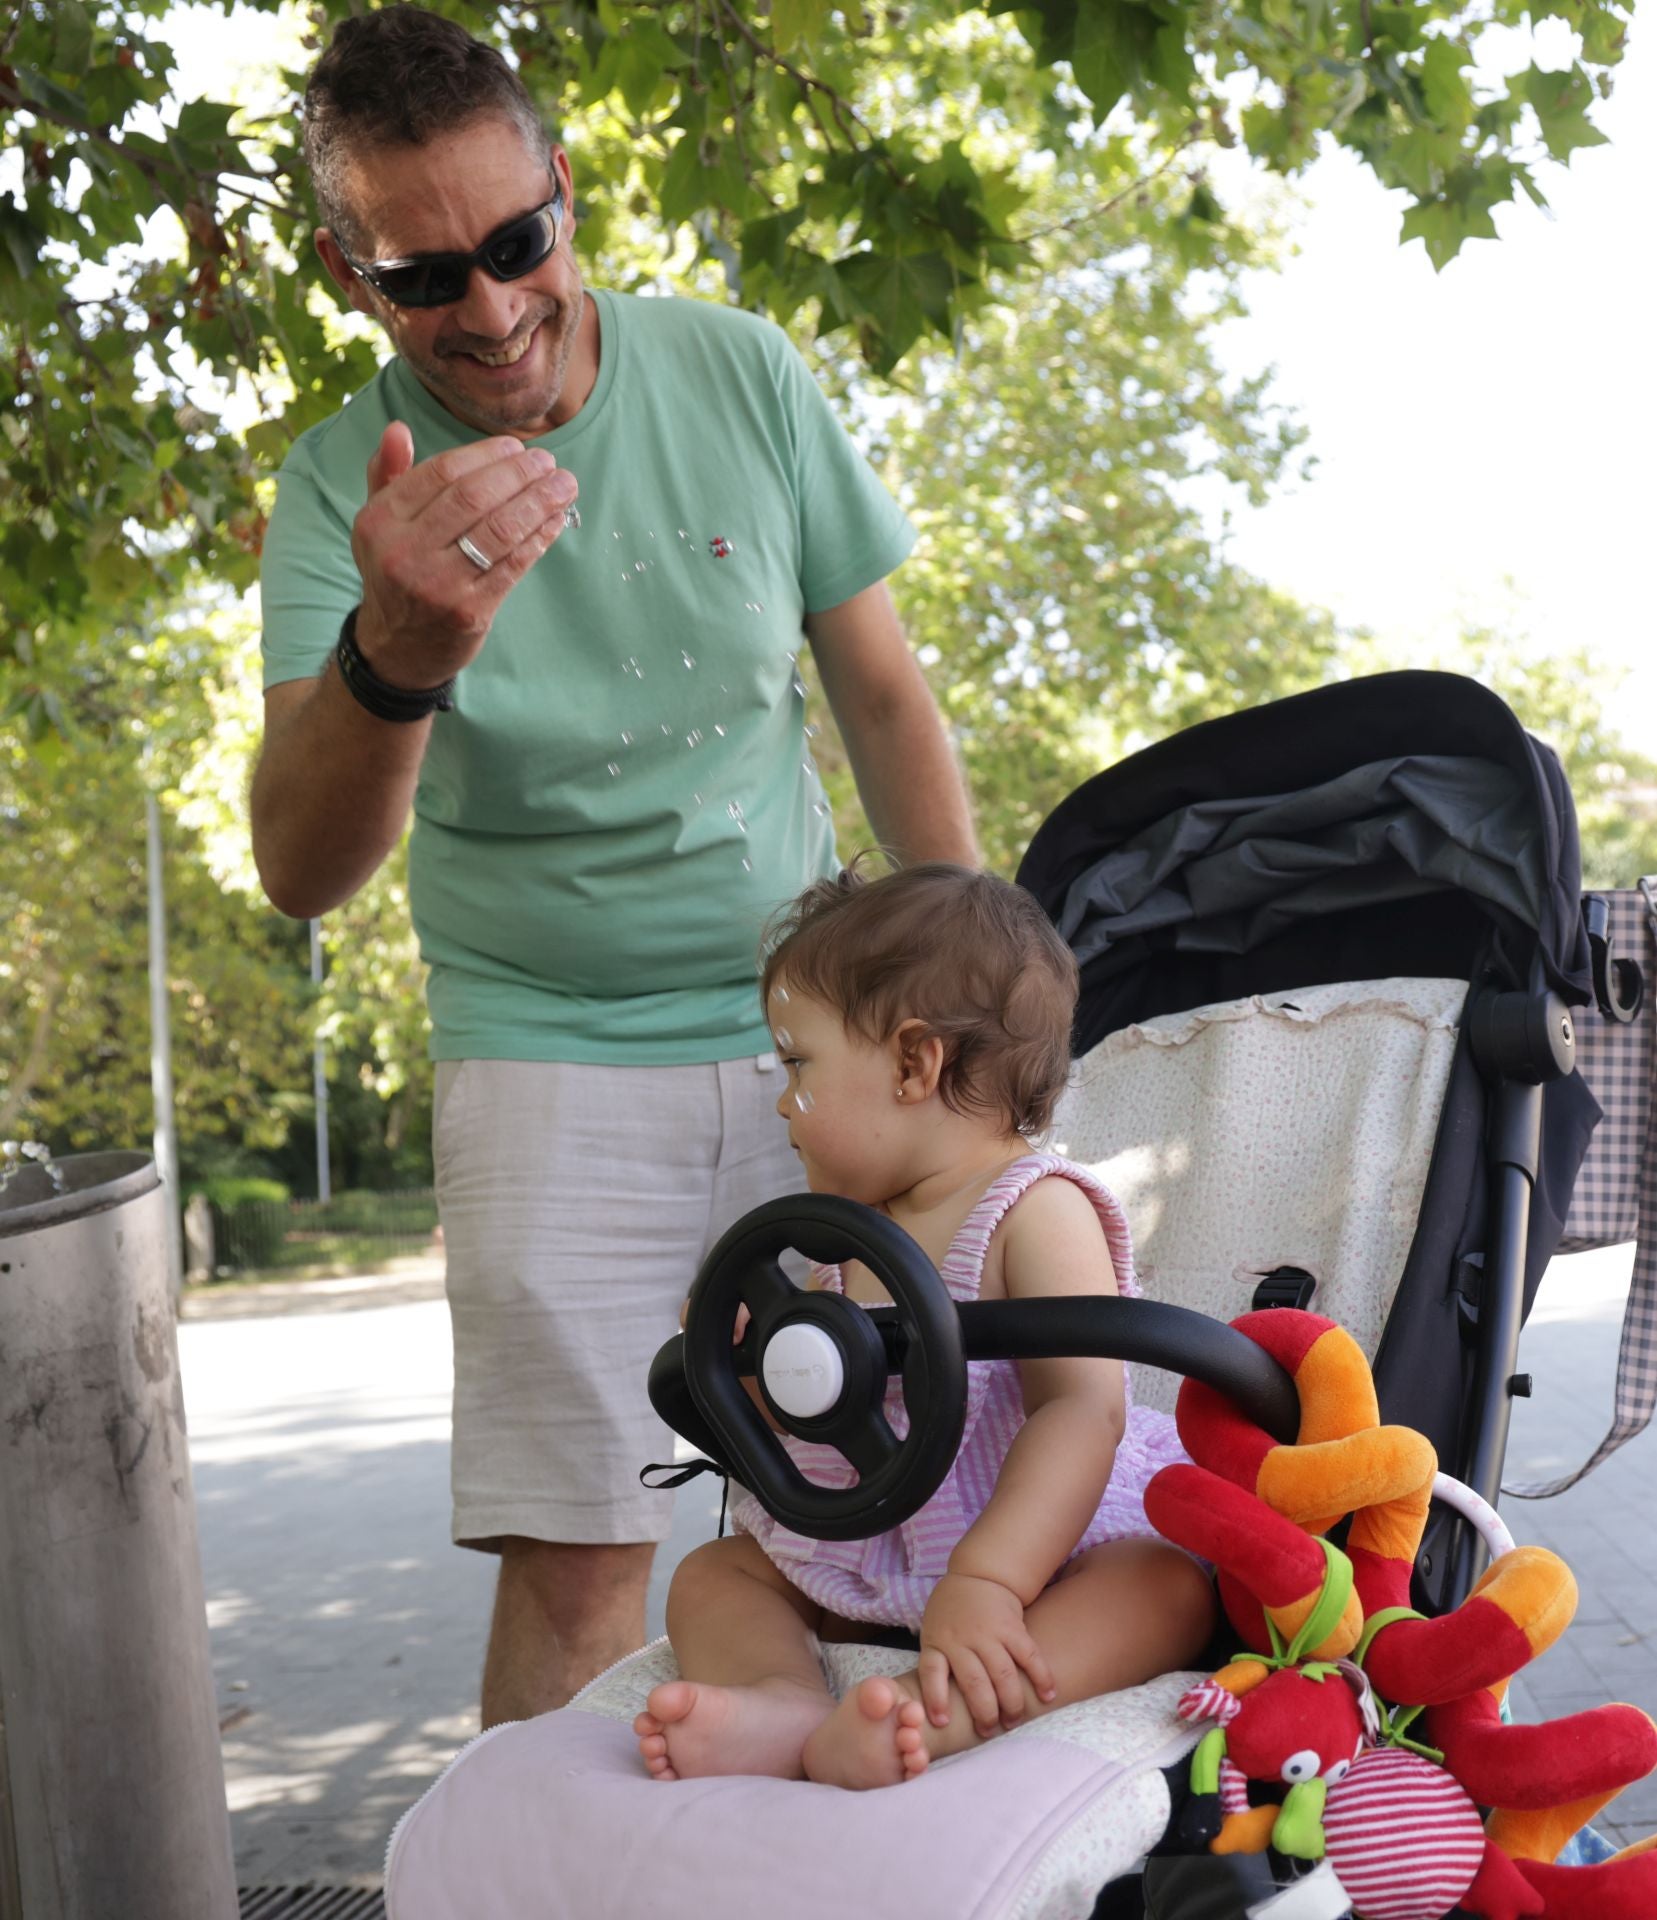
[310,918,331,1203]
[145,793,184,1299]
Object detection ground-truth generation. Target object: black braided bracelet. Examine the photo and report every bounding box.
[334,607,456,722]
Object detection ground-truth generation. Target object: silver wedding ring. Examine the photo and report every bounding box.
[457,533,494,573]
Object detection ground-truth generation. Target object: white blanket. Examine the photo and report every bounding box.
[1052,977,1466,1417]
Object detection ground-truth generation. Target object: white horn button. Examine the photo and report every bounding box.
[761,1322,846,1419]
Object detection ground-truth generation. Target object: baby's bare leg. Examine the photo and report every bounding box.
[634,1533,833,1780]
[804,1538,1215,1788]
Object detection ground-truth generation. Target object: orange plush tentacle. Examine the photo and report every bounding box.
[1364,1546,1575,1707]
[1490,1788,1641,1868]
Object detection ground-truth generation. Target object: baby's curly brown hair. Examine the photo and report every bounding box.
[760,862,1078,1137]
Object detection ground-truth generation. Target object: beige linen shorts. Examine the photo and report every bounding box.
[434,1053,799,1549]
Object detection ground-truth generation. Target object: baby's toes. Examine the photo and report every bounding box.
[854,1675,900,1721]
[633,1711,664,1739]
[900,1741,929,1779]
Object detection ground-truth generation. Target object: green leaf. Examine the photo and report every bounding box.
[1418,36,1472,131]
[771,0,830,55]
[1070,2,1160,117]
[175,98,238,148]
[1399,194,1495,270]
[1523,63,1611,164]
[614,26,682,120]
[740,207,807,276]
[48,0,94,77]
[657,133,707,226]
[836,249,956,372]
[1386,123,1462,197]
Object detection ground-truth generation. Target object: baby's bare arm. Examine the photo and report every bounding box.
[946,1179,1126,1604]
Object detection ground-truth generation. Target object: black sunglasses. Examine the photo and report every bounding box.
[341,190,565,310]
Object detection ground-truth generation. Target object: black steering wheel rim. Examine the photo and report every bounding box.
[682,1194,968,1541]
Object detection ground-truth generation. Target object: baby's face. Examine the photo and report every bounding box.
[769,982,902,1203]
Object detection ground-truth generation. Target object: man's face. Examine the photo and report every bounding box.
[321,115,587,439]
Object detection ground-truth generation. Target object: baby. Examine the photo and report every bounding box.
[635,863,1213,1789]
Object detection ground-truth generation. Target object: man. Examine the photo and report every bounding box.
[252,3,977,1729]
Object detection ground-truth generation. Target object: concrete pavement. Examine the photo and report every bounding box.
[180,1242,1657,1888]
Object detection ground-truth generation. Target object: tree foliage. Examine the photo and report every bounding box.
[0,0,1633,703]
[0,0,1642,1171]
[803,200,1340,872]
[0,618,313,1155]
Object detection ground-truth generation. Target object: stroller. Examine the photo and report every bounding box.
[384,672,1653,1919]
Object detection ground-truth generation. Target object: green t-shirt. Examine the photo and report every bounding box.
[261,289,915,1063]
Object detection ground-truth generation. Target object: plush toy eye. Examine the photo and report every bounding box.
[1280,1749,1321,1784]
[1322,1757,1351,1784]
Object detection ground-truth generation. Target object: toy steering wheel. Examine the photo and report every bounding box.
[681,1194,968,1542]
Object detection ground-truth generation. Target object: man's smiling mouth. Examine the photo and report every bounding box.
[464,326,537,367]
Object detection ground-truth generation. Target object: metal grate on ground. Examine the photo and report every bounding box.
[238,1888,385,1920]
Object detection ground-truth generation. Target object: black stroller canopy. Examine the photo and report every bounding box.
[1017,672,1592,1051]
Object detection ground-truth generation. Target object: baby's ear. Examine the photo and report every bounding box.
[893,1020,945,1099]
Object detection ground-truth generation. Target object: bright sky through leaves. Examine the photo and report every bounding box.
[1204,22,1657,749]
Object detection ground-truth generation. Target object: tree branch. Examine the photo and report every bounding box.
[1014,123,1205,244]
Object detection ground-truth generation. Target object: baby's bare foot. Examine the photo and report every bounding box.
[633,1676,832,1781]
[802,1675,931,1789]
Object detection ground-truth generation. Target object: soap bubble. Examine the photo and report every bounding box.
[607,762,621,777]
[686,729,704,748]
[681,651,696,670]
[620,730,635,746]
[563,506,581,530]
[794,1090,815,1114]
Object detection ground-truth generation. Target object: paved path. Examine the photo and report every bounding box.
[181,1243,1656,1884]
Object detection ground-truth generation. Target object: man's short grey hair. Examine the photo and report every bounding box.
[301,3,549,255]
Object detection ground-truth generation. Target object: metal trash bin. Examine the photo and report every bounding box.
[0,1151,236,1919]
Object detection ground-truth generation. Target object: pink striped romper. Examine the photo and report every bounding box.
[730,1153,1190,1632]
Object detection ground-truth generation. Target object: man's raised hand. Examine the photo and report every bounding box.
[349,423,579,694]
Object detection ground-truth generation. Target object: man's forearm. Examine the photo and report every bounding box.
[840,675,978,868]
[251,654,429,919]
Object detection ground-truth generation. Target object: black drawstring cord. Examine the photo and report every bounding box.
[639,1457,731,1537]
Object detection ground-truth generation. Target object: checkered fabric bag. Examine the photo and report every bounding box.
[1506,880,1657,1497]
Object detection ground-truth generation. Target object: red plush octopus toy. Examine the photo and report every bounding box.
[1145,1308,1657,1919]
